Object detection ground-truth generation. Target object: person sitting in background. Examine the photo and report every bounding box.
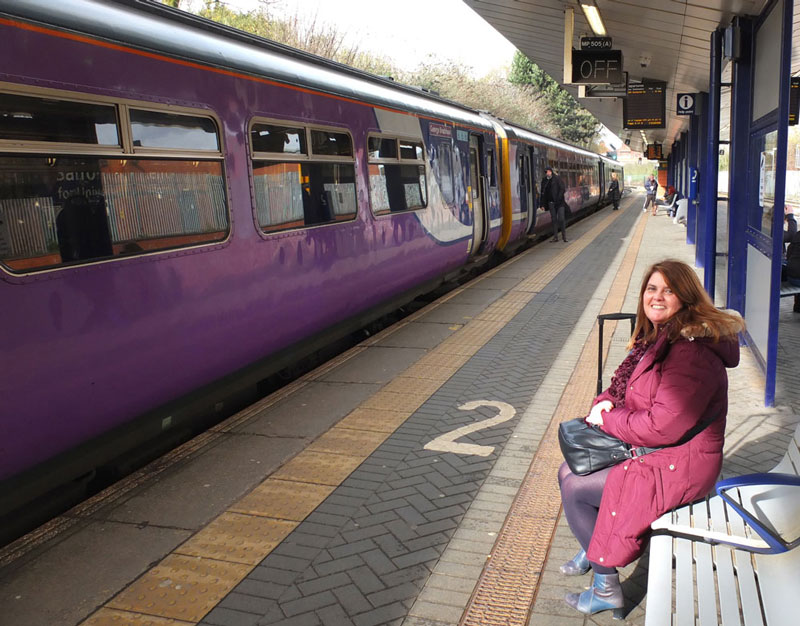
[785,225,800,312]
[782,206,797,280]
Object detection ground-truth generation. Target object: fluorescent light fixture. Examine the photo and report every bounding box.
[580,1,607,37]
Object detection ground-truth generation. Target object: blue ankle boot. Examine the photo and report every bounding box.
[559,548,590,576]
[565,572,625,619]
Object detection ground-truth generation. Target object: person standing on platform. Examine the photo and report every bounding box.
[557,259,744,618]
[609,172,621,210]
[540,166,568,242]
[643,174,658,214]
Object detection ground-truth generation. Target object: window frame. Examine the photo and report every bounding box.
[0,83,230,276]
[366,132,428,217]
[249,117,359,235]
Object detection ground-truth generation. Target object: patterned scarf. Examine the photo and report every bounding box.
[605,339,651,407]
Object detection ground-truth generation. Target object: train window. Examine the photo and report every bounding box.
[310,130,352,157]
[399,140,423,161]
[251,122,357,232]
[130,109,219,151]
[438,143,455,206]
[0,93,119,146]
[253,161,356,230]
[0,156,228,272]
[251,124,307,155]
[486,149,496,187]
[0,91,229,274]
[367,134,427,215]
[369,137,397,159]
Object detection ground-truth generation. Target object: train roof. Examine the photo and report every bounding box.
[0,0,495,133]
[500,121,602,160]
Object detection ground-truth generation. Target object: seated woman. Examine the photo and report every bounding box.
[785,229,800,312]
[558,259,745,618]
[662,186,679,216]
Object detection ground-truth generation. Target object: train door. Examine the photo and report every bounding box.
[468,135,488,255]
[522,147,537,233]
[599,160,606,204]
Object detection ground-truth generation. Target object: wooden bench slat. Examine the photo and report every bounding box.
[710,496,743,626]
[646,533,676,626]
[694,501,719,626]
[727,488,765,626]
[675,506,697,625]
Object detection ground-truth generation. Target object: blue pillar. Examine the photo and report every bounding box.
[764,0,794,406]
[696,91,710,268]
[727,16,753,314]
[681,132,689,198]
[687,114,699,245]
[702,29,723,294]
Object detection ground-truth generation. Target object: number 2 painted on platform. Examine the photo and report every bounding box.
[423,401,516,457]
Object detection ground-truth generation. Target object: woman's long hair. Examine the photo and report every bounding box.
[628,259,745,348]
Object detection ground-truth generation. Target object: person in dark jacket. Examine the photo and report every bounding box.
[540,167,568,242]
[643,174,658,214]
[785,227,800,312]
[558,259,745,618]
[608,172,621,210]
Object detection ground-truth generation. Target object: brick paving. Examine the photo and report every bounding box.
[199,208,642,626]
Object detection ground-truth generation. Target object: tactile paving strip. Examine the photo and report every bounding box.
[459,211,648,626]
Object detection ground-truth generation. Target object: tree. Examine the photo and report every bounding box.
[509,52,599,147]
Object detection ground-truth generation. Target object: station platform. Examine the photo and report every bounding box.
[2,194,799,626]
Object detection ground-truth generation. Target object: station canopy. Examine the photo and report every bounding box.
[465,0,800,156]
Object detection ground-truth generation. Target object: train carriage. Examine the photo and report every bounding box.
[0,0,620,530]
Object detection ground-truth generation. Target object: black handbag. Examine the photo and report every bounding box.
[557,417,659,476]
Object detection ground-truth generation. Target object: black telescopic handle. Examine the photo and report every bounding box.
[596,313,637,396]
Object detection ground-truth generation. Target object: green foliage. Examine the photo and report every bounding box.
[409,62,558,136]
[194,2,395,75]
[509,52,599,147]
[183,4,597,147]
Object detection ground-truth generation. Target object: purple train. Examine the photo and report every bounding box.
[0,0,623,519]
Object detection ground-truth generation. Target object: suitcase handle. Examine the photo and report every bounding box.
[596,313,637,395]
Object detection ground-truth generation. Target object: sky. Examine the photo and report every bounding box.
[183,0,518,77]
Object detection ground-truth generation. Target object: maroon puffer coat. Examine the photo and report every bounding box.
[586,323,740,568]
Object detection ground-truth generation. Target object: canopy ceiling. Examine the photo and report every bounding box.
[464,0,798,155]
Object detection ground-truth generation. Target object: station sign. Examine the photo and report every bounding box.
[571,49,623,84]
[578,71,628,98]
[790,77,800,125]
[676,93,696,116]
[580,36,612,50]
[646,144,663,160]
[623,80,666,129]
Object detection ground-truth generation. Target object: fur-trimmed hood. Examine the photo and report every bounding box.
[676,308,743,368]
[678,308,744,341]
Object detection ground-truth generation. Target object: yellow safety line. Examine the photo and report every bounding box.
[79,209,627,626]
[459,210,648,626]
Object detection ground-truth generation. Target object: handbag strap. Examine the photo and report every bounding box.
[624,416,718,460]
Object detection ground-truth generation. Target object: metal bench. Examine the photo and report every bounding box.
[672,198,688,225]
[645,423,800,626]
[779,282,800,298]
